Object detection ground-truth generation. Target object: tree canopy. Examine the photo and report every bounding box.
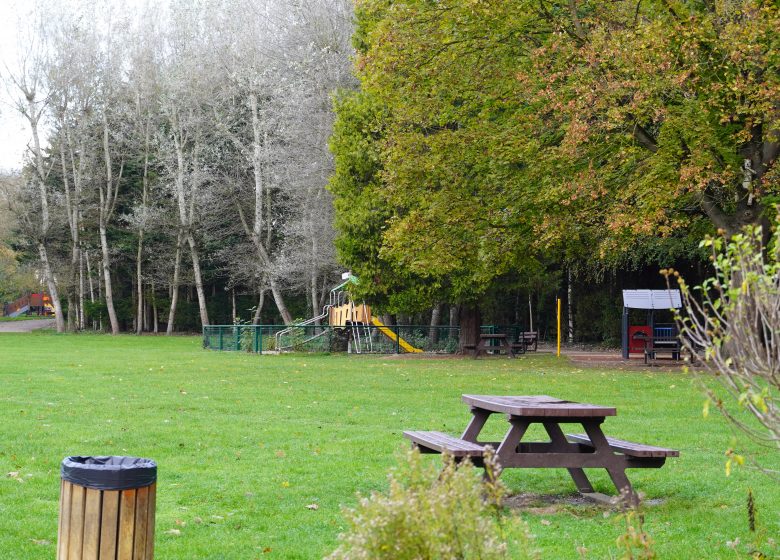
[330,0,780,311]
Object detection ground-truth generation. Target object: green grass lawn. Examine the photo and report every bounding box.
[0,333,777,559]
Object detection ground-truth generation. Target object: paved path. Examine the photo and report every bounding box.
[0,318,56,332]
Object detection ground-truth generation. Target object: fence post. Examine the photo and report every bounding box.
[396,326,400,354]
[254,327,259,353]
[219,328,223,351]
[235,326,241,351]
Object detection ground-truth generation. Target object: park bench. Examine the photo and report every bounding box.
[404,395,679,503]
[565,434,679,459]
[644,327,682,364]
[520,331,538,352]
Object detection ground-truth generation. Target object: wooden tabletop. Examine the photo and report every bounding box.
[462,395,616,417]
[479,333,507,339]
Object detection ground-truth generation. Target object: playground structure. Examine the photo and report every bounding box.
[2,293,55,318]
[272,275,423,354]
[621,290,682,361]
[202,273,539,355]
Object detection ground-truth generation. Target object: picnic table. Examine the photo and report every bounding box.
[404,395,678,503]
[463,333,523,359]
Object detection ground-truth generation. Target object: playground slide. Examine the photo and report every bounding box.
[8,305,30,318]
[370,317,423,353]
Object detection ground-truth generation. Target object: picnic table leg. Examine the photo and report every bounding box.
[504,340,515,359]
[472,341,482,359]
[461,408,491,442]
[581,421,638,504]
[542,422,595,493]
[496,418,530,468]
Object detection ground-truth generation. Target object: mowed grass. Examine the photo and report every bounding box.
[0,333,777,559]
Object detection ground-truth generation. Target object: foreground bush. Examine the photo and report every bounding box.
[327,448,536,560]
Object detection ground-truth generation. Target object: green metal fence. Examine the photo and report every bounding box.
[203,324,538,354]
[203,324,463,354]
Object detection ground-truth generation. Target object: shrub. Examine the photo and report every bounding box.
[666,223,780,467]
[326,448,536,560]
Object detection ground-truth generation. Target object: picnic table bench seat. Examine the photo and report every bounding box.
[566,433,679,458]
[403,430,486,458]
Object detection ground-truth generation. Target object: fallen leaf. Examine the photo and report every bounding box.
[31,539,51,546]
[305,503,319,510]
[165,529,181,536]
[540,519,551,526]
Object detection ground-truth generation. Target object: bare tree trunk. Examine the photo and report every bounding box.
[79,247,85,329]
[100,113,120,334]
[136,114,151,335]
[187,233,209,327]
[449,304,459,328]
[38,243,65,329]
[231,288,237,323]
[429,302,442,343]
[136,239,144,334]
[567,268,574,344]
[151,279,158,333]
[25,96,65,332]
[252,290,265,325]
[166,232,184,335]
[99,224,120,333]
[311,273,320,324]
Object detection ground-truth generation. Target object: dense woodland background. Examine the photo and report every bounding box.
[0,0,777,343]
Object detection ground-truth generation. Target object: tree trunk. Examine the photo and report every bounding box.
[458,305,481,351]
[100,112,120,335]
[311,273,320,324]
[449,304,459,328]
[99,224,120,334]
[26,97,65,333]
[429,302,442,344]
[187,233,209,327]
[38,243,65,332]
[136,233,144,335]
[253,290,265,325]
[166,233,183,335]
[567,268,574,344]
[78,248,85,329]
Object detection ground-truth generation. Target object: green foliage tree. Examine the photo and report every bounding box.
[330,0,779,325]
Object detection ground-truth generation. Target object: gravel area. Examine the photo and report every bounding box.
[0,319,56,332]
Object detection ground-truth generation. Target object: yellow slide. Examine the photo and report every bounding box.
[371,317,423,353]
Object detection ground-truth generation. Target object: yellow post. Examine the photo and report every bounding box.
[556,298,561,357]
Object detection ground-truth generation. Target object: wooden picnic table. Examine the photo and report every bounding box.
[464,333,522,359]
[404,395,678,503]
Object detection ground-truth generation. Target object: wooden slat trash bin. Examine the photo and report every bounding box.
[58,456,157,560]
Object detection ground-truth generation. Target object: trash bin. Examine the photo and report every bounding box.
[57,456,157,560]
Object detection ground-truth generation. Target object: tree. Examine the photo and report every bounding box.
[3,10,66,331]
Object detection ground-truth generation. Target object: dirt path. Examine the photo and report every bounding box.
[0,319,56,332]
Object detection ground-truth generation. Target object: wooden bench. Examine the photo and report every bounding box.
[566,434,679,459]
[403,430,486,458]
[644,338,682,364]
[520,331,538,352]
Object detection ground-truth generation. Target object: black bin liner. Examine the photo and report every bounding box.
[61,456,157,491]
